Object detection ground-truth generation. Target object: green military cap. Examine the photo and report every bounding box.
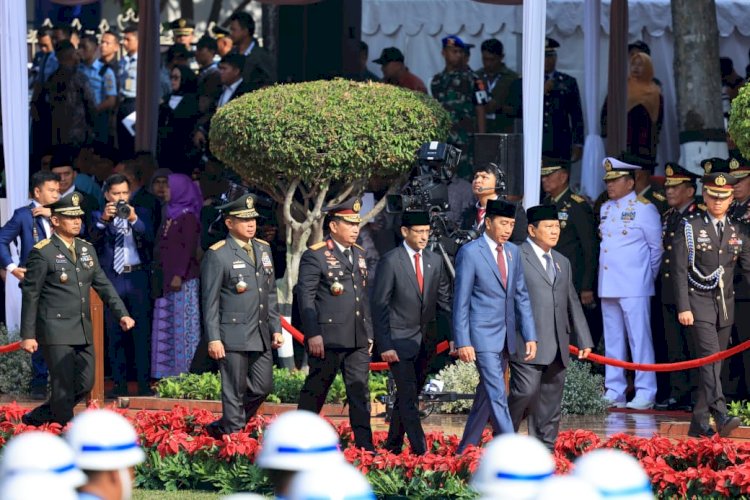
[212,25,230,39]
[218,194,260,219]
[324,197,362,223]
[169,18,195,36]
[46,191,86,217]
[541,156,570,177]
[664,162,699,187]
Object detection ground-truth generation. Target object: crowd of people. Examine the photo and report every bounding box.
[4,8,750,469]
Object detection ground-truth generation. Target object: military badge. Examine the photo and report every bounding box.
[604,159,613,171]
[71,193,81,206]
[665,166,674,176]
[716,175,727,187]
[730,158,740,170]
[330,278,344,296]
[704,161,713,173]
[60,268,68,283]
[236,275,247,294]
[246,196,254,209]
[353,199,362,212]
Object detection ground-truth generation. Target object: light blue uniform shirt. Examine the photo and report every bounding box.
[78,60,117,106]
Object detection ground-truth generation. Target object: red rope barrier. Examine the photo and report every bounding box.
[0,341,21,354]
[281,318,750,372]
[569,339,750,371]
[280,317,450,371]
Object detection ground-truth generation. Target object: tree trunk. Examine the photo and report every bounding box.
[207,0,223,25]
[179,0,194,20]
[672,0,727,171]
[261,3,279,58]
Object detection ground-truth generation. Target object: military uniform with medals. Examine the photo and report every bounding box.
[542,38,584,161]
[297,198,375,451]
[201,195,281,436]
[21,192,129,426]
[656,163,700,410]
[671,159,747,437]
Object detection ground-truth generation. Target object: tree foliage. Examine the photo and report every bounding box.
[729,82,750,159]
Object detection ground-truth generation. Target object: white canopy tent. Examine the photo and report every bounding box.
[363,0,750,199]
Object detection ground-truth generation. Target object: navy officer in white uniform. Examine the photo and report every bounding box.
[598,156,663,409]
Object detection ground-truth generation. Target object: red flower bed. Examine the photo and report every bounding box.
[0,403,749,497]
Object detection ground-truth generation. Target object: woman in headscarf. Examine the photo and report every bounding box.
[151,173,203,378]
[157,64,201,175]
[601,52,664,165]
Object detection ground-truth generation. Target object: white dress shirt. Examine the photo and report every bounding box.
[218,78,243,108]
[333,239,353,264]
[527,237,554,272]
[402,241,422,273]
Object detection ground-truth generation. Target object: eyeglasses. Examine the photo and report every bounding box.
[408,229,431,235]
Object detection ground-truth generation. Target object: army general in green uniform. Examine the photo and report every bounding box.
[20,192,133,426]
[201,194,283,438]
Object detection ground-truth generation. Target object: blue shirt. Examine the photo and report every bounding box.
[78,60,117,106]
[119,53,138,98]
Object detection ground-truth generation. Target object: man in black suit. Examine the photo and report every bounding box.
[115,155,163,233]
[228,12,276,91]
[460,163,527,243]
[371,211,452,455]
[508,205,593,451]
[201,194,283,438]
[297,198,375,451]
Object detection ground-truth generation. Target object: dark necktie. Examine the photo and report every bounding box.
[543,253,555,283]
[114,218,125,274]
[343,248,352,265]
[717,221,724,241]
[496,244,507,287]
[414,252,424,294]
[476,207,486,225]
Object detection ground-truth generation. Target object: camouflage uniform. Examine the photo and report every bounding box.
[431,68,485,178]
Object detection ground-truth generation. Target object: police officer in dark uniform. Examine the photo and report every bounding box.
[297,198,375,451]
[672,159,748,437]
[540,157,601,346]
[19,192,134,426]
[654,163,699,411]
[542,38,584,162]
[201,194,283,438]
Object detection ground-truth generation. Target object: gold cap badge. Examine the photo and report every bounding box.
[704,161,713,173]
[715,175,727,187]
[730,158,740,170]
[245,196,254,209]
[604,159,613,171]
[665,166,674,176]
[352,199,362,212]
[71,193,81,206]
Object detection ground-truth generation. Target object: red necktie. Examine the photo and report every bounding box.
[476,207,486,225]
[414,252,424,294]
[496,244,507,287]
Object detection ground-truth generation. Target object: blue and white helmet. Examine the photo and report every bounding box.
[0,431,87,488]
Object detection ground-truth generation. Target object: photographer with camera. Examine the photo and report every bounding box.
[90,173,156,397]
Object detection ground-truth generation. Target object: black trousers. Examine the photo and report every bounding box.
[217,349,273,434]
[385,341,432,455]
[25,343,94,425]
[116,98,136,157]
[662,303,695,403]
[298,347,374,451]
[730,300,750,398]
[689,320,731,425]
[508,355,566,451]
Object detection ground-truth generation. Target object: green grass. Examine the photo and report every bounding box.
[133,490,224,500]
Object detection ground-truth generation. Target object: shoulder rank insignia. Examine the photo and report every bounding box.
[352,243,365,252]
[570,194,585,203]
[698,203,707,211]
[637,196,651,205]
[209,240,226,251]
[309,241,326,251]
[653,192,666,202]
[34,239,50,250]
[255,238,270,247]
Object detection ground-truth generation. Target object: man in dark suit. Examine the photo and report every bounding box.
[541,38,584,162]
[0,171,61,398]
[655,163,699,411]
[297,198,375,451]
[508,205,593,451]
[672,159,747,437]
[454,199,537,453]
[201,194,283,438]
[228,12,276,91]
[540,158,601,346]
[371,211,452,455]
[115,155,163,233]
[89,174,155,396]
[19,192,134,426]
[460,163,527,243]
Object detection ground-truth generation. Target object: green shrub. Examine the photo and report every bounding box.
[0,325,31,395]
[729,82,750,159]
[561,360,607,415]
[434,359,606,415]
[155,369,388,404]
[728,400,750,425]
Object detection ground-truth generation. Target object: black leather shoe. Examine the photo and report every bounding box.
[205,421,225,440]
[714,414,741,437]
[654,398,677,411]
[29,386,47,401]
[687,422,716,438]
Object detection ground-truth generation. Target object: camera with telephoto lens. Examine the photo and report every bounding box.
[115,200,131,219]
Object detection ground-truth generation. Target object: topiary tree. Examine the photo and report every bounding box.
[729,82,750,159]
[209,79,451,303]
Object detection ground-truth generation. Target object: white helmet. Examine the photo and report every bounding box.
[573,449,654,500]
[65,409,146,471]
[0,471,77,500]
[534,475,603,500]
[287,462,375,500]
[0,431,87,488]
[256,410,344,471]
[471,434,555,499]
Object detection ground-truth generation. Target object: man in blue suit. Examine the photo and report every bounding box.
[454,198,537,453]
[0,171,61,398]
[89,173,155,396]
